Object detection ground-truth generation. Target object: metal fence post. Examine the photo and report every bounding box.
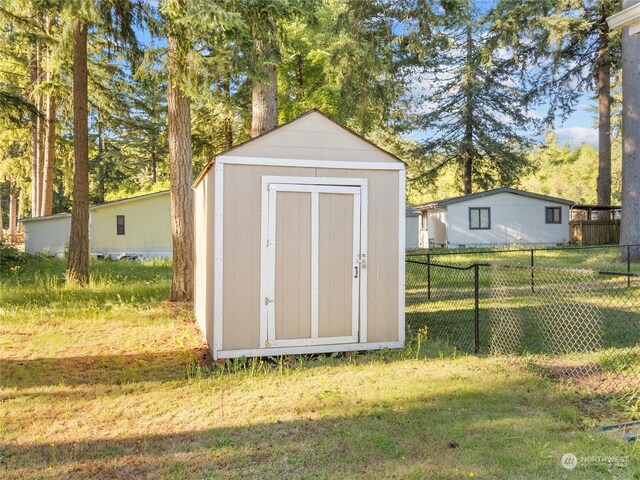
[427,253,431,300]
[531,249,535,293]
[474,263,480,354]
[627,245,631,288]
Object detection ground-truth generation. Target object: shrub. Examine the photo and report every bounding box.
[0,242,29,275]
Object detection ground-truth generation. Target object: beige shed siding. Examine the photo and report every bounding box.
[318,193,354,338]
[275,192,312,340]
[90,193,171,255]
[22,215,71,255]
[194,169,215,347]
[222,165,309,350]
[226,114,395,163]
[221,163,400,350]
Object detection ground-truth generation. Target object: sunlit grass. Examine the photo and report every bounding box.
[1,257,638,479]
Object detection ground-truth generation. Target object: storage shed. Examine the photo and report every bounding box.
[193,110,406,360]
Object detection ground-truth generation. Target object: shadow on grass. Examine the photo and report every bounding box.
[0,376,597,480]
[406,303,640,355]
[0,347,211,389]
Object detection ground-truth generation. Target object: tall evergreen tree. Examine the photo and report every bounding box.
[412,0,537,194]
[67,18,90,284]
[489,0,621,208]
[165,0,194,301]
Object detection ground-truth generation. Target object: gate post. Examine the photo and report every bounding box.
[530,249,535,293]
[474,263,480,354]
[427,253,431,300]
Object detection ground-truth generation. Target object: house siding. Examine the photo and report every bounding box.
[90,193,172,256]
[22,215,71,255]
[446,192,570,246]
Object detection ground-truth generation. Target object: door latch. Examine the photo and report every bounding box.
[358,253,367,270]
[264,297,274,305]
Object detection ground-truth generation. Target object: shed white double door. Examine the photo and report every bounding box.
[260,177,367,348]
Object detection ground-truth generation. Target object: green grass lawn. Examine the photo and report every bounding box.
[1,254,639,479]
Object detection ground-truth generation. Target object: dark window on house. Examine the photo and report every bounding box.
[116,215,125,235]
[545,207,561,224]
[469,207,490,229]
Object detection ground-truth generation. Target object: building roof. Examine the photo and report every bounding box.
[415,187,574,210]
[607,3,640,32]
[19,190,170,223]
[18,212,72,223]
[405,205,420,217]
[192,109,406,189]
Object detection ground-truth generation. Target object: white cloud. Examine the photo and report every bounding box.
[555,126,598,147]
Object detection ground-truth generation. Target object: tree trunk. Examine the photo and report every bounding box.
[151,147,157,183]
[596,3,612,214]
[251,70,278,137]
[462,10,474,195]
[223,76,233,149]
[619,0,640,260]
[251,18,278,138]
[9,187,17,243]
[29,45,40,217]
[97,118,105,203]
[0,186,3,236]
[67,20,90,284]
[40,93,56,216]
[167,30,194,302]
[17,188,25,233]
[40,16,56,217]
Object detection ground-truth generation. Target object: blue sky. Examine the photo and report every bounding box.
[551,96,598,147]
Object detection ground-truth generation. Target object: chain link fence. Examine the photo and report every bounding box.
[406,245,640,392]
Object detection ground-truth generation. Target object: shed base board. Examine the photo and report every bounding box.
[215,341,404,360]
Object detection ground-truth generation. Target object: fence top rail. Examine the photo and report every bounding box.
[407,259,639,277]
[405,243,640,257]
[406,259,488,270]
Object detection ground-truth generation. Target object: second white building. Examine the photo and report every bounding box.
[416,187,574,248]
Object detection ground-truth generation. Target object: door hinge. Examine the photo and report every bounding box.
[266,239,275,247]
[264,297,274,305]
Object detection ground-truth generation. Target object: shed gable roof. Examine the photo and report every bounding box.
[193,110,404,188]
[416,187,574,210]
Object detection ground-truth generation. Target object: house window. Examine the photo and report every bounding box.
[545,207,561,224]
[469,207,490,230]
[116,215,125,235]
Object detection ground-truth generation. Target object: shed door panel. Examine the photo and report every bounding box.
[274,192,312,340]
[262,182,363,348]
[318,193,354,338]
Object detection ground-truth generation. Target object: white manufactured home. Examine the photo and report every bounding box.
[20,190,172,258]
[416,187,574,248]
[405,205,420,249]
[193,110,406,360]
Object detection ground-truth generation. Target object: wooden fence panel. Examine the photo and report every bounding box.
[570,220,621,245]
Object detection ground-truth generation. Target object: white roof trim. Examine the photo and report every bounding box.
[90,190,169,210]
[19,212,72,223]
[608,4,640,34]
[218,155,404,171]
